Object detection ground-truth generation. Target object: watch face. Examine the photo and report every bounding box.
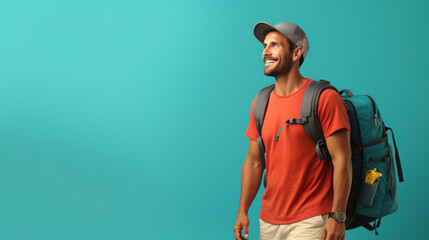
[330,212,346,223]
[336,212,346,222]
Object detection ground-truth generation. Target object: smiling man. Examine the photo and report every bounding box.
[233,22,352,240]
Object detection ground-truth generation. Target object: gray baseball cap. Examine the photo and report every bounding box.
[253,21,309,59]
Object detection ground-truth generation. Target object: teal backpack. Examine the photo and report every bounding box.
[253,80,404,235]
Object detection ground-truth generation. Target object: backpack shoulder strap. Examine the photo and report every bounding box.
[253,84,275,168]
[301,79,338,161]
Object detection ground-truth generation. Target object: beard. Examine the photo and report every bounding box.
[264,53,293,77]
[264,61,292,77]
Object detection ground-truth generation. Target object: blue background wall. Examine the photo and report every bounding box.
[0,0,427,239]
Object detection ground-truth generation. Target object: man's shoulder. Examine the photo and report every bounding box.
[317,88,345,114]
[319,88,341,103]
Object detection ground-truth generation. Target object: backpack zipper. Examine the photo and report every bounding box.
[366,95,380,125]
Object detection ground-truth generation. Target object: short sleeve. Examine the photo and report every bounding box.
[317,89,351,138]
[245,98,259,141]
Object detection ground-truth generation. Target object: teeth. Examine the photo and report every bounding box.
[265,60,274,66]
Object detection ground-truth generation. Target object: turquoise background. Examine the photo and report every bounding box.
[0,0,427,239]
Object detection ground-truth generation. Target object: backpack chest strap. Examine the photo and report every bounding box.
[273,80,337,161]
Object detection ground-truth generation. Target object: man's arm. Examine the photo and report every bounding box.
[233,140,264,240]
[322,128,352,240]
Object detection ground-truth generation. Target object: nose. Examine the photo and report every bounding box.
[262,46,271,59]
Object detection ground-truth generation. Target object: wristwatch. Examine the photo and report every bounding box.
[329,212,346,223]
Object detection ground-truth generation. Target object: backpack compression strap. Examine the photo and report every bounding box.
[275,80,338,161]
[386,127,404,182]
[253,84,275,168]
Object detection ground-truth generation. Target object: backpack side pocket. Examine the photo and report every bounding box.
[359,180,379,207]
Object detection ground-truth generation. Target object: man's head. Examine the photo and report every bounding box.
[254,22,309,76]
[262,31,295,76]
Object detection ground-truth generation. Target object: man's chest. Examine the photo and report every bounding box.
[261,97,312,148]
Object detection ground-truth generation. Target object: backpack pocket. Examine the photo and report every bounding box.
[359,180,379,207]
[356,142,392,218]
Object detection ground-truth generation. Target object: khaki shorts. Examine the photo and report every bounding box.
[260,214,329,240]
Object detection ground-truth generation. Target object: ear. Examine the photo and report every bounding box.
[292,46,304,62]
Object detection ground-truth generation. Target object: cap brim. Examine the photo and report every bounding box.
[253,22,278,43]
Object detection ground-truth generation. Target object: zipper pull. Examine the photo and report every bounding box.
[374,113,380,125]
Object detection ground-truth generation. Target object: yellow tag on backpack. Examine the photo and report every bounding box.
[364,168,383,184]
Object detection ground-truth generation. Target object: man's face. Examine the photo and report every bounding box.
[262,31,293,77]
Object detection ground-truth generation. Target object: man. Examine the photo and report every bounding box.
[233,22,352,240]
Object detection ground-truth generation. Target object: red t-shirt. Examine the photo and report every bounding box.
[245,78,351,224]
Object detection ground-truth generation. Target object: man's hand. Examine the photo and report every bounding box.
[234,140,263,240]
[321,218,345,240]
[233,213,250,240]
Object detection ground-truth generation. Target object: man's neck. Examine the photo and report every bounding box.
[274,68,306,96]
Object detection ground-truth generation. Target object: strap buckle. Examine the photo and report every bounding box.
[316,139,330,161]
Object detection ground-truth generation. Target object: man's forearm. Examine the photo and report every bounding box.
[238,158,264,215]
[331,156,352,212]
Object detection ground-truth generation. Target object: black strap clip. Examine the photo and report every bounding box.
[286,117,307,125]
[316,139,329,161]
